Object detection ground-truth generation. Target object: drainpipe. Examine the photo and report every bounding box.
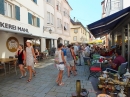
[128,23,130,69]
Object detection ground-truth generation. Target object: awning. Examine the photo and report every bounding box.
[87,6,130,38]
[88,39,102,44]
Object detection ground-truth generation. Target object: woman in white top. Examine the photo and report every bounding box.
[26,40,36,82]
[55,43,66,86]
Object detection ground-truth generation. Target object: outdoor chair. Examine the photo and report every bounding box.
[85,54,102,80]
[88,66,102,80]
[106,62,128,77]
[9,56,17,75]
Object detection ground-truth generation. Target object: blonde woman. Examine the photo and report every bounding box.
[25,40,36,82]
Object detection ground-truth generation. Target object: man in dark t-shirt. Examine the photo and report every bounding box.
[109,50,125,70]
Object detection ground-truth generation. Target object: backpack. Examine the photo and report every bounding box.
[54,50,60,64]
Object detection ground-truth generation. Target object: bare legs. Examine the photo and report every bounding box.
[71,66,77,76]
[19,65,26,78]
[56,70,64,86]
[27,66,32,82]
[67,66,71,77]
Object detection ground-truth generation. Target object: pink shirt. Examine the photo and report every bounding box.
[113,55,125,70]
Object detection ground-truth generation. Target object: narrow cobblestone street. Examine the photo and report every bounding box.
[0,58,97,97]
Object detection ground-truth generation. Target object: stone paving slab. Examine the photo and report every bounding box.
[0,58,96,97]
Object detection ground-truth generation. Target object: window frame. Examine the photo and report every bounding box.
[73,36,77,41]
[47,12,50,24]
[74,29,78,33]
[32,15,37,26]
[110,0,120,10]
[4,1,15,18]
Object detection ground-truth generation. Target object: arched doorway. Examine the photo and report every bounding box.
[57,37,63,45]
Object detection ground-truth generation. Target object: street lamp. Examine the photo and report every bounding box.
[43,26,52,34]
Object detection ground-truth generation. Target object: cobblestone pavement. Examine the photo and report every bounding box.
[0,58,97,97]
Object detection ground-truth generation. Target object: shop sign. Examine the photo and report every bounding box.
[0,22,29,33]
[6,37,19,52]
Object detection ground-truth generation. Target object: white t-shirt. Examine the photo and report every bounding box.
[73,45,79,55]
[85,46,90,53]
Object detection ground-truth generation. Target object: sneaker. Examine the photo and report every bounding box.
[24,72,27,77]
[19,76,23,79]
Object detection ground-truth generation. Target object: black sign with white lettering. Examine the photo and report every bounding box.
[0,22,29,33]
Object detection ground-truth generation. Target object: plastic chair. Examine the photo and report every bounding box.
[88,66,101,80]
[106,62,128,76]
[87,54,102,80]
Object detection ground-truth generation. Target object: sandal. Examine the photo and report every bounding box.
[27,79,31,83]
[58,82,64,86]
[19,76,23,79]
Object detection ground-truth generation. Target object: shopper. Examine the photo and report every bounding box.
[55,43,66,86]
[66,44,77,77]
[15,44,27,79]
[26,40,36,82]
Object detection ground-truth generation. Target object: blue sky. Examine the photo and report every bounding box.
[68,0,103,26]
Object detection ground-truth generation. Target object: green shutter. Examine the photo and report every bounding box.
[37,17,40,27]
[0,0,5,15]
[15,5,20,21]
[28,12,32,25]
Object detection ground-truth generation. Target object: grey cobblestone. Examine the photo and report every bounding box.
[0,59,97,97]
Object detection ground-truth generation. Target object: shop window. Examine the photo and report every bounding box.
[73,36,77,41]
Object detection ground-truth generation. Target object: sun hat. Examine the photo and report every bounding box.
[26,40,32,43]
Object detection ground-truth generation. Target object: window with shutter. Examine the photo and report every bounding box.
[15,5,20,21]
[0,0,4,15]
